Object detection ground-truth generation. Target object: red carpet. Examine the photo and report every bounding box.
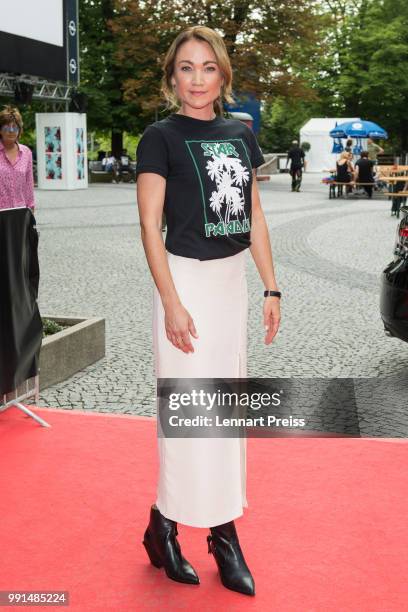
[0,406,407,611]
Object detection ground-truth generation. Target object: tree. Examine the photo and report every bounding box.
[336,0,408,150]
[258,96,321,153]
[303,0,408,151]
[299,0,366,116]
[79,0,142,154]
[109,0,323,123]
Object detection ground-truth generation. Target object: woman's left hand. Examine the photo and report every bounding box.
[263,297,280,345]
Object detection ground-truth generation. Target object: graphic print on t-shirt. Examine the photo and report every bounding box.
[185,138,252,238]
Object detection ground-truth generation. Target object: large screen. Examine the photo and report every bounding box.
[0,0,78,84]
[1,0,64,47]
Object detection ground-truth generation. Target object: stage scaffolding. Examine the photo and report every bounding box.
[0,73,72,111]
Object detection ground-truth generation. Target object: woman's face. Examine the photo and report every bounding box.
[0,121,19,145]
[171,39,224,113]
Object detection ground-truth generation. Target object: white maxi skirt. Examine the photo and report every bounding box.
[152,249,248,528]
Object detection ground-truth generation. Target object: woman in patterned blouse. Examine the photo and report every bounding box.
[0,105,35,212]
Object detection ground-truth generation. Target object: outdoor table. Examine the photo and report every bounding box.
[377,167,408,180]
[381,175,408,215]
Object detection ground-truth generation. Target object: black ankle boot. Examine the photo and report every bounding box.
[142,505,199,585]
[207,521,255,596]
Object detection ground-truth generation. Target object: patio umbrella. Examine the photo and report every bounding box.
[329,120,388,139]
[331,121,344,153]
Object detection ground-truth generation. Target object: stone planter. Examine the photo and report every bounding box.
[39,315,105,390]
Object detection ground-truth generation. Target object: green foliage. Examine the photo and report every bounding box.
[335,0,408,149]
[88,131,141,159]
[258,97,319,153]
[77,0,323,146]
[79,1,124,129]
[42,318,65,337]
[308,0,408,150]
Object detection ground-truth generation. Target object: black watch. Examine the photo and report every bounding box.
[264,290,281,298]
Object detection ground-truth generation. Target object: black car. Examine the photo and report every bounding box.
[380,206,408,342]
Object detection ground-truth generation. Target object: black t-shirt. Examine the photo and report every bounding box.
[287,147,305,169]
[135,113,265,260]
[355,158,375,182]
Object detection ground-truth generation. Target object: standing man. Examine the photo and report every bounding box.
[287,140,306,192]
[367,138,384,164]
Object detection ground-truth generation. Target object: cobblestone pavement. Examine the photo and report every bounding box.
[32,175,408,434]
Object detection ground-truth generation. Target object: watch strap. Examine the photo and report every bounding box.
[264,290,281,298]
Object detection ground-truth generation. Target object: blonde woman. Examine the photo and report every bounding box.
[0,106,35,212]
[336,150,354,195]
[136,26,280,596]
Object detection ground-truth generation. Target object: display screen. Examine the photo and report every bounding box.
[0,0,64,47]
[0,0,77,83]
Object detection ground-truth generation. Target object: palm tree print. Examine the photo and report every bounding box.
[206,151,250,225]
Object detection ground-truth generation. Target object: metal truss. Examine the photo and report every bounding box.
[0,73,73,105]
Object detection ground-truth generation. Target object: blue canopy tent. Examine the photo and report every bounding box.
[330,120,388,156]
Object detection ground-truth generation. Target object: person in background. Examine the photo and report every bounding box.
[102,150,119,181]
[346,151,355,170]
[286,140,306,192]
[354,151,375,198]
[119,148,130,168]
[0,105,35,213]
[344,138,354,162]
[336,151,354,195]
[367,138,384,164]
[118,148,136,182]
[102,150,117,172]
[344,138,353,155]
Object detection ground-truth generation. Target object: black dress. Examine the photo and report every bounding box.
[0,208,42,395]
[336,161,352,183]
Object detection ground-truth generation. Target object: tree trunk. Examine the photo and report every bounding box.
[111,130,123,158]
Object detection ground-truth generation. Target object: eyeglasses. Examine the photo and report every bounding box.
[1,125,19,133]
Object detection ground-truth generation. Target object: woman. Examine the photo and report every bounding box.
[0,105,41,398]
[344,138,353,153]
[0,105,35,212]
[136,26,281,596]
[336,150,354,195]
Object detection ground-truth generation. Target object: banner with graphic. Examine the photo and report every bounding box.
[185,138,253,238]
[44,126,62,180]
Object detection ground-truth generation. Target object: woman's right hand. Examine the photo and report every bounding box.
[164,301,198,353]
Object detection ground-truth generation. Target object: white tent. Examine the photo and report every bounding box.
[299,117,360,173]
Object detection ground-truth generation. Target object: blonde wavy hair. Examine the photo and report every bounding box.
[0,105,23,139]
[161,26,235,116]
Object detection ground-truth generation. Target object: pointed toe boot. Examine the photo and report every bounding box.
[207,521,255,596]
[142,505,199,585]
